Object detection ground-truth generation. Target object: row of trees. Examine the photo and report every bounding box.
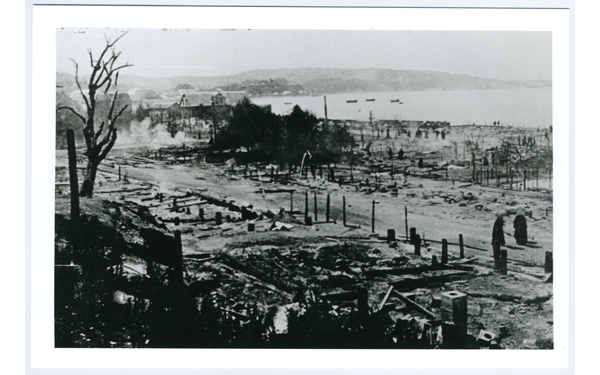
[216,98,355,166]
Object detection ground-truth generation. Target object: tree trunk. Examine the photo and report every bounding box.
[79,160,99,198]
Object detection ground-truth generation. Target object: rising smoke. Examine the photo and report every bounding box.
[116,118,187,147]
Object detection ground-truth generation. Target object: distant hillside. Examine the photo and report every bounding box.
[225,68,551,94]
[57,68,551,96]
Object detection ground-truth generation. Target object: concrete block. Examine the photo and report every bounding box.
[441,290,468,336]
[477,330,496,346]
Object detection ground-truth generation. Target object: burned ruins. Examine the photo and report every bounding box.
[54,30,554,350]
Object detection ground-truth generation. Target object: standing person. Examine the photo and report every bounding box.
[513,210,528,245]
[398,148,405,160]
[492,214,506,246]
[492,213,506,267]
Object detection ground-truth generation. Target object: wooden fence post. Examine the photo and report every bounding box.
[314,191,318,222]
[326,193,330,222]
[66,129,79,221]
[441,239,448,264]
[343,196,346,226]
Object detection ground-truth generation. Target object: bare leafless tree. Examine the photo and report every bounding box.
[57,32,132,197]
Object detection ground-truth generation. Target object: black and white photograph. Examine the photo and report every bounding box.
[28,3,572,371]
[53,26,556,349]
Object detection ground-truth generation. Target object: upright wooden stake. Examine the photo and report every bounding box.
[405,205,409,240]
[173,230,183,286]
[414,234,421,256]
[342,196,346,226]
[326,193,330,222]
[304,191,309,222]
[66,129,79,221]
[545,252,553,274]
[441,239,448,264]
[459,234,465,259]
[314,191,318,221]
[290,191,294,214]
[371,200,376,233]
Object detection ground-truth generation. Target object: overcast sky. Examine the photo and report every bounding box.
[56,28,552,81]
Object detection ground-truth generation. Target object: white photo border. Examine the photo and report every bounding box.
[28,1,572,373]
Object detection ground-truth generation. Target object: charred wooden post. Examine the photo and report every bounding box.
[431,255,438,265]
[371,200,377,233]
[326,193,331,222]
[215,212,222,225]
[357,287,369,319]
[304,191,309,223]
[248,222,255,232]
[172,230,183,286]
[409,227,417,244]
[405,206,409,240]
[459,234,465,259]
[314,191,318,222]
[198,207,204,219]
[509,168,513,190]
[545,251,553,274]
[441,239,449,264]
[66,129,79,221]
[289,191,294,214]
[414,234,421,256]
[471,153,476,182]
[387,229,396,242]
[118,165,121,181]
[342,196,346,226]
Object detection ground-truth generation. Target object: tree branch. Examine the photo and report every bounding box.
[98,128,118,162]
[56,105,86,126]
[95,120,106,142]
[70,59,90,111]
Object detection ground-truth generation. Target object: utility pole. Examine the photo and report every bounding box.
[370,111,374,139]
[324,95,328,130]
[211,98,218,146]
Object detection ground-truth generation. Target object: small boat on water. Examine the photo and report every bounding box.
[390,99,400,103]
[284,102,292,105]
[366,98,375,102]
[346,100,357,103]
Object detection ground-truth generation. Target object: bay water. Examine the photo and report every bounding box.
[250,87,552,128]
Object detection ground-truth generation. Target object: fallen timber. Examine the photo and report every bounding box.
[390,270,473,291]
[363,263,474,277]
[392,290,438,320]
